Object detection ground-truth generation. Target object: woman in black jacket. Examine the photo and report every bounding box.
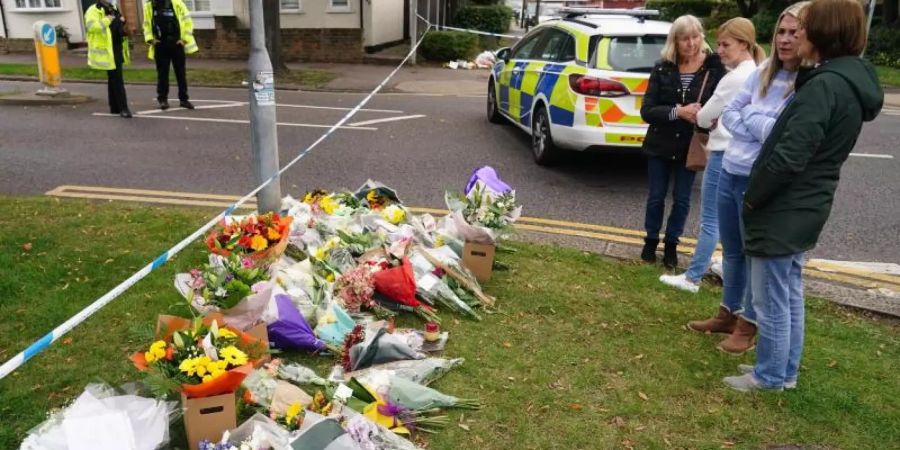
[640,15,725,268]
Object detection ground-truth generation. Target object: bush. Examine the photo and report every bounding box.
[645,0,717,22]
[704,0,741,32]
[419,31,479,62]
[866,26,900,68]
[751,8,780,43]
[453,5,514,34]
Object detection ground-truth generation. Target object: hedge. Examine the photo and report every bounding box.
[453,5,514,34]
[645,0,717,22]
[419,31,479,62]
[866,26,900,68]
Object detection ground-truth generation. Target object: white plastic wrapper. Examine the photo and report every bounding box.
[224,413,296,450]
[20,383,178,450]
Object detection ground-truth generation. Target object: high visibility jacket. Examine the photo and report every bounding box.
[84,3,130,70]
[143,0,198,60]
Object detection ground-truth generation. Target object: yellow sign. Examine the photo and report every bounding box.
[33,21,61,88]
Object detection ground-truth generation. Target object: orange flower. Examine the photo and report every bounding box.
[266,227,281,241]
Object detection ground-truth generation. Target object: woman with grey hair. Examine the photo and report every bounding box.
[640,15,725,268]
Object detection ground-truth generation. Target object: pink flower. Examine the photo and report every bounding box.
[240,258,253,269]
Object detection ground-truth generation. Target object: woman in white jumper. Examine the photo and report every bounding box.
[660,18,764,293]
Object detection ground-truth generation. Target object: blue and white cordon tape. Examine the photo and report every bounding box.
[417,14,523,40]
[0,23,433,380]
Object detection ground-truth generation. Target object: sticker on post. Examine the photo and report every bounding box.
[253,71,275,106]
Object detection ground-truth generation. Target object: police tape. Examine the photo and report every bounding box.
[0,23,434,381]
[417,13,522,40]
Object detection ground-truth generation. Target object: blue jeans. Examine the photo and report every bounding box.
[644,156,697,244]
[751,253,805,388]
[717,169,756,323]
[685,151,723,282]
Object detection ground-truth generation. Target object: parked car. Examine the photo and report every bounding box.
[487,8,670,165]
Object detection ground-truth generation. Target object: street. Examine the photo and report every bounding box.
[1,79,898,264]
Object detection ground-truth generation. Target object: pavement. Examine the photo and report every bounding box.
[0,51,492,96]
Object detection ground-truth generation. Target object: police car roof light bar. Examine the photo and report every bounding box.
[559,8,660,22]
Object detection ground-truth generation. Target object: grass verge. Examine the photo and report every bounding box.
[0,63,336,89]
[0,196,898,449]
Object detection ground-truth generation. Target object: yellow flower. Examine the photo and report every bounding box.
[218,328,238,340]
[179,357,199,376]
[326,273,335,283]
[303,192,315,203]
[266,227,281,241]
[381,205,405,225]
[285,402,303,424]
[434,236,445,247]
[250,235,269,251]
[319,196,338,215]
[220,346,248,366]
[194,356,212,377]
[144,340,167,364]
[313,247,326,261]
[366,190,378,203]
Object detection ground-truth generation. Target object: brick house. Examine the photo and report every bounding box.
[0,0,420,62]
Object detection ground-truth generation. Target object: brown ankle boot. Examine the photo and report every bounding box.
[718,318,757,355]
[687,306,737,335]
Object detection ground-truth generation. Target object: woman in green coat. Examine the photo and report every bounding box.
[723,0,884,392]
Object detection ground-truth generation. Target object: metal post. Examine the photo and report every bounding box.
[248,0,282,213]
[409,0,417,65]
[863,0,877,57]
[426,0,430,28]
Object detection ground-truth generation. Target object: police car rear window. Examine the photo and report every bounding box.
[607,35,666,73]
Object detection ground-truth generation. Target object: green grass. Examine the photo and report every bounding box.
[0,63,336,89]
[1,197,899,449]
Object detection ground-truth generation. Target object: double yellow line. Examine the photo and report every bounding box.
[45,185,900,292]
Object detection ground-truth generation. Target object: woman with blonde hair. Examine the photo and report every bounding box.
[686,2,808,356]
[726,0,883,392]
[660,17,764,294]
[640,15,726,268]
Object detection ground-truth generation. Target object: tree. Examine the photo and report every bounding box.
[263,0,289,74]
[734,0,760,17]
[886,0,899,27]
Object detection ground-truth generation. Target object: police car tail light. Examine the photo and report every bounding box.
[568,74,630,97]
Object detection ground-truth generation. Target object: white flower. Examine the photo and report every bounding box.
[215,287,227,297]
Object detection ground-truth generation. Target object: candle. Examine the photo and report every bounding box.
[424,321,440,342]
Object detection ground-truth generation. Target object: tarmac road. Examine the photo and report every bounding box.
[1,80,898,264]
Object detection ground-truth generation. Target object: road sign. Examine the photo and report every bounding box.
[33,21,61,88]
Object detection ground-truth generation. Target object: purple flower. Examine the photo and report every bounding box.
[225,273,234,283]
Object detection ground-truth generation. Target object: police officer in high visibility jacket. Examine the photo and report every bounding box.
[143,0,197,110]
[85,0,131,118]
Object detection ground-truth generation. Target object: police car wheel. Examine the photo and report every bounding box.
[531,105,559,165]
[487,81,504,124]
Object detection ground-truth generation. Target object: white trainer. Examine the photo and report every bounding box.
[659,273,700,294]
[738,364,797,389]
[710,257,724,278]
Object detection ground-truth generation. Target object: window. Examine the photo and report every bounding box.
[510,30,545,60]
[183,0,211,12]
[605,35,667,72]
[281,0,301,11]
[536,29,574,62]
[15,0,61,8]
[329,0,350,9]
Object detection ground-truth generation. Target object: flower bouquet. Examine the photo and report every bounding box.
[130,315,266,398]
[205,212,293,267]
[186,253,270,311]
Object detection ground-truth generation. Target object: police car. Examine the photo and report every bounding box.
[487,8,671,165]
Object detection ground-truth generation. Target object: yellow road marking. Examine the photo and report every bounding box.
[45,185,899,291]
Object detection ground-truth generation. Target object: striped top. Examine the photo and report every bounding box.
[668,72,698,121]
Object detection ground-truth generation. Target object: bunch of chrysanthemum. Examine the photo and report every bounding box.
[133,320,256,393]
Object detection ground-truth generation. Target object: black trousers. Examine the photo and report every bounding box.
[155,42,188,102]
[106,57,128,114]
